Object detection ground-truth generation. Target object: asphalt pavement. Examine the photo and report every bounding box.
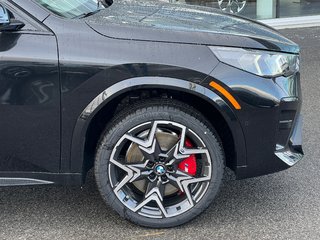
[1,27,320,240]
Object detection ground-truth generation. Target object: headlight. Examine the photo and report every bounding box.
[209,47,299,78]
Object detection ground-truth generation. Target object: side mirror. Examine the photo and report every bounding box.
[0,4,10,25]
[98,0,113,7]
[0,4,25,32]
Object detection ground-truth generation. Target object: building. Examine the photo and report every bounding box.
[174,0,320,29]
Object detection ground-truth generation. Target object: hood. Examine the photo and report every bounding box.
[85,0,299,53]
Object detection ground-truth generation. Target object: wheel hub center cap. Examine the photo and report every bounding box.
[154,164,166,176]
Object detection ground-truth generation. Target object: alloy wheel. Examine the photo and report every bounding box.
[108,121,212,218]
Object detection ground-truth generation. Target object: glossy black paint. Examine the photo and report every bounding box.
[0,1,61,174]
[0,0,302,185]
[206,63,303,178]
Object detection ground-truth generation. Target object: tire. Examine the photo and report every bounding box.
[95,99,224,228]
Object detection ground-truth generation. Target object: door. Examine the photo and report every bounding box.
[0,2,60,174]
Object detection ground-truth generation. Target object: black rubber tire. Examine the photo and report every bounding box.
[94,99,225,228]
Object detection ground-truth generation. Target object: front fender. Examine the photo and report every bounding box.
[70,77,247,177]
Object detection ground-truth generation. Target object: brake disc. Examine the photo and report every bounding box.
[126,131,180,196]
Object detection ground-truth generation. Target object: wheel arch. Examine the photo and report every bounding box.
[69,77,246,182]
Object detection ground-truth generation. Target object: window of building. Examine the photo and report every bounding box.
[173,0,320,20]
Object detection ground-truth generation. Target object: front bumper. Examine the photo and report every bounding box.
[275,108,303,167]
[236,97,303,179]
[208,63,304,179]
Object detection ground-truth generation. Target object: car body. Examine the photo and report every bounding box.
[0,0,303,227]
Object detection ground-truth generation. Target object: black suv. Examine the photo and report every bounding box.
[0,0,303,228]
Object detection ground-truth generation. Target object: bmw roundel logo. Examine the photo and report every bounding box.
[155,165,166,175]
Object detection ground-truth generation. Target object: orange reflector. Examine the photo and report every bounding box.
[209,81,241,110]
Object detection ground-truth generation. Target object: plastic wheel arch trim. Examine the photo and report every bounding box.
[80,77,240,119]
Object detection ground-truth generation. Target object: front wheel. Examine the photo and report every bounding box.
[95,100,224,228]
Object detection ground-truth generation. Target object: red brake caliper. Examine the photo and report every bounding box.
[178,139,197,176]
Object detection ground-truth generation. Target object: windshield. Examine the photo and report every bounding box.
[34,0,105,18]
